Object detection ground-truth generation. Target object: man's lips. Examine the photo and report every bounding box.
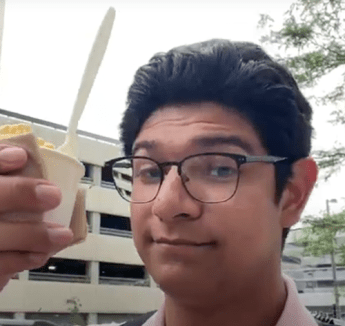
[153,237,216,247]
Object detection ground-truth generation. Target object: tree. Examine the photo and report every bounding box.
[296,210,345,261]
[258,0,345,178]
[66,296,86,326]
[295,209,345,318]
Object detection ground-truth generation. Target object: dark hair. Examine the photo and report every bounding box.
[120,39,313,250]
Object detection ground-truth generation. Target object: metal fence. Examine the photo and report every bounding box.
[28,273,90,284]
[99,276,150,287]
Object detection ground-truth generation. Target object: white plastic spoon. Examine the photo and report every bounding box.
[57,7,115,158]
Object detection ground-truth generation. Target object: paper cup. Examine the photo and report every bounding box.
[39,147,85,227]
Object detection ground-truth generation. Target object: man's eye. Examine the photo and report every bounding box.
[135,167,161,182]
[209,166,235,178]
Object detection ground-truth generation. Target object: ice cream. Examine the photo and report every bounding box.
[0,123,85,228]
[0,123,55,149]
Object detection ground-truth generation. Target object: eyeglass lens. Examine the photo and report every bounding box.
[112,155,240,203]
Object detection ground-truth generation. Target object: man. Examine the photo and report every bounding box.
[0,39,318,325]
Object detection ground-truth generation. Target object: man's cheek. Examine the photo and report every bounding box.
[130,207,141,229]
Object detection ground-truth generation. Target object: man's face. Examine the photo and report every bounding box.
[130,102,286,302]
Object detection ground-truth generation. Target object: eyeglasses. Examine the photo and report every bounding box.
[108,153,288,204]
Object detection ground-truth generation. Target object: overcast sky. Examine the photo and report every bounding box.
[0,0,344,218]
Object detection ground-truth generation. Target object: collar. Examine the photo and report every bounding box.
[276,274,318,326]
[143,275,317,326]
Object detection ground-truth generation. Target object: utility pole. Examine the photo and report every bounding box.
[327,198,341,319]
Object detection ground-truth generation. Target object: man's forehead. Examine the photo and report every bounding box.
[132,102,263,155]
[140,102,254,130]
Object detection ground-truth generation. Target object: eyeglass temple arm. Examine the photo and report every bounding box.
[113,162,132,168]
[245,155,288,163]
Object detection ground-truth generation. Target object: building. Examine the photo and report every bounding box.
[0,108,164,326]
[283,228,345,319]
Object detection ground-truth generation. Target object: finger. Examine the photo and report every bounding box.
[44,221,69,228]
[0,146,28,173]
[0,177,62,213]
[0,252,50,276]
[0,222,74,254]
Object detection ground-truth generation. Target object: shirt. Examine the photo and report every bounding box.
[141,275,318,326]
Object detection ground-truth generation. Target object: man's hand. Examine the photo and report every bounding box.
[0,145,73,291]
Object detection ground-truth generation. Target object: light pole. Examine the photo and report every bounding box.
[326,198,340,319]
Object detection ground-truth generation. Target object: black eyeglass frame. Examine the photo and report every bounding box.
[108,153,289,204]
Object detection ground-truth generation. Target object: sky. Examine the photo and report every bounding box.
[0,0,344,219]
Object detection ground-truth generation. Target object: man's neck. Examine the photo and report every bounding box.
[164,274,287,326]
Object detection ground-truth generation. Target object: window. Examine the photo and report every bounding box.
[81,162,93,183]
[316,264,332,268]
[29,258,89,283]
[101,164,131,190]
[99,262,149,286]
[86,211,92,232]
[101,214,131,231]
[101,164,113,183]
[100,214,131,237]
[121,173,132,182]
[317,280,334,288]
[100,262,145,279]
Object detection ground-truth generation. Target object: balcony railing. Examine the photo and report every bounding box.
[99,276,150,287]
[101,181,115,189]
[29,272,90,283]
[81,176,93,184]
[0,319,59,326]
[100,227,132,238]
[27,272,149,287]
[285,267,345,282]
[284,266,345,293]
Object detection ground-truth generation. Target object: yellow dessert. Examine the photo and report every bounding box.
[0,123,55,149]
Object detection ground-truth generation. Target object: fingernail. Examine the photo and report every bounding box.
[0,147,26,163]
[47,228,73,245]
[35,184,61,207]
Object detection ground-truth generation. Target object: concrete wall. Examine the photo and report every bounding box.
[55,233,141,265]
[0,281,163,313]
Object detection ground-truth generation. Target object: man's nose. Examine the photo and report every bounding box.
[151,167,202,223]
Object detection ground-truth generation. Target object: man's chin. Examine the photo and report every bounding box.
[149,264,219,302]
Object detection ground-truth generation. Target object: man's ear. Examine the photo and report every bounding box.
[280,157,318,228]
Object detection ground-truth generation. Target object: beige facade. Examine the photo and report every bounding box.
[0,109,164,325]
[283,229,345,317]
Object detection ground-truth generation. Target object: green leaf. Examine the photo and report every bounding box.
[297,211,345,259]
[258,0,345,176]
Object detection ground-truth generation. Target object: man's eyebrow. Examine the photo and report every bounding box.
[192,135,255,154]
[132,136,255,155]
[132,140,156,155]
